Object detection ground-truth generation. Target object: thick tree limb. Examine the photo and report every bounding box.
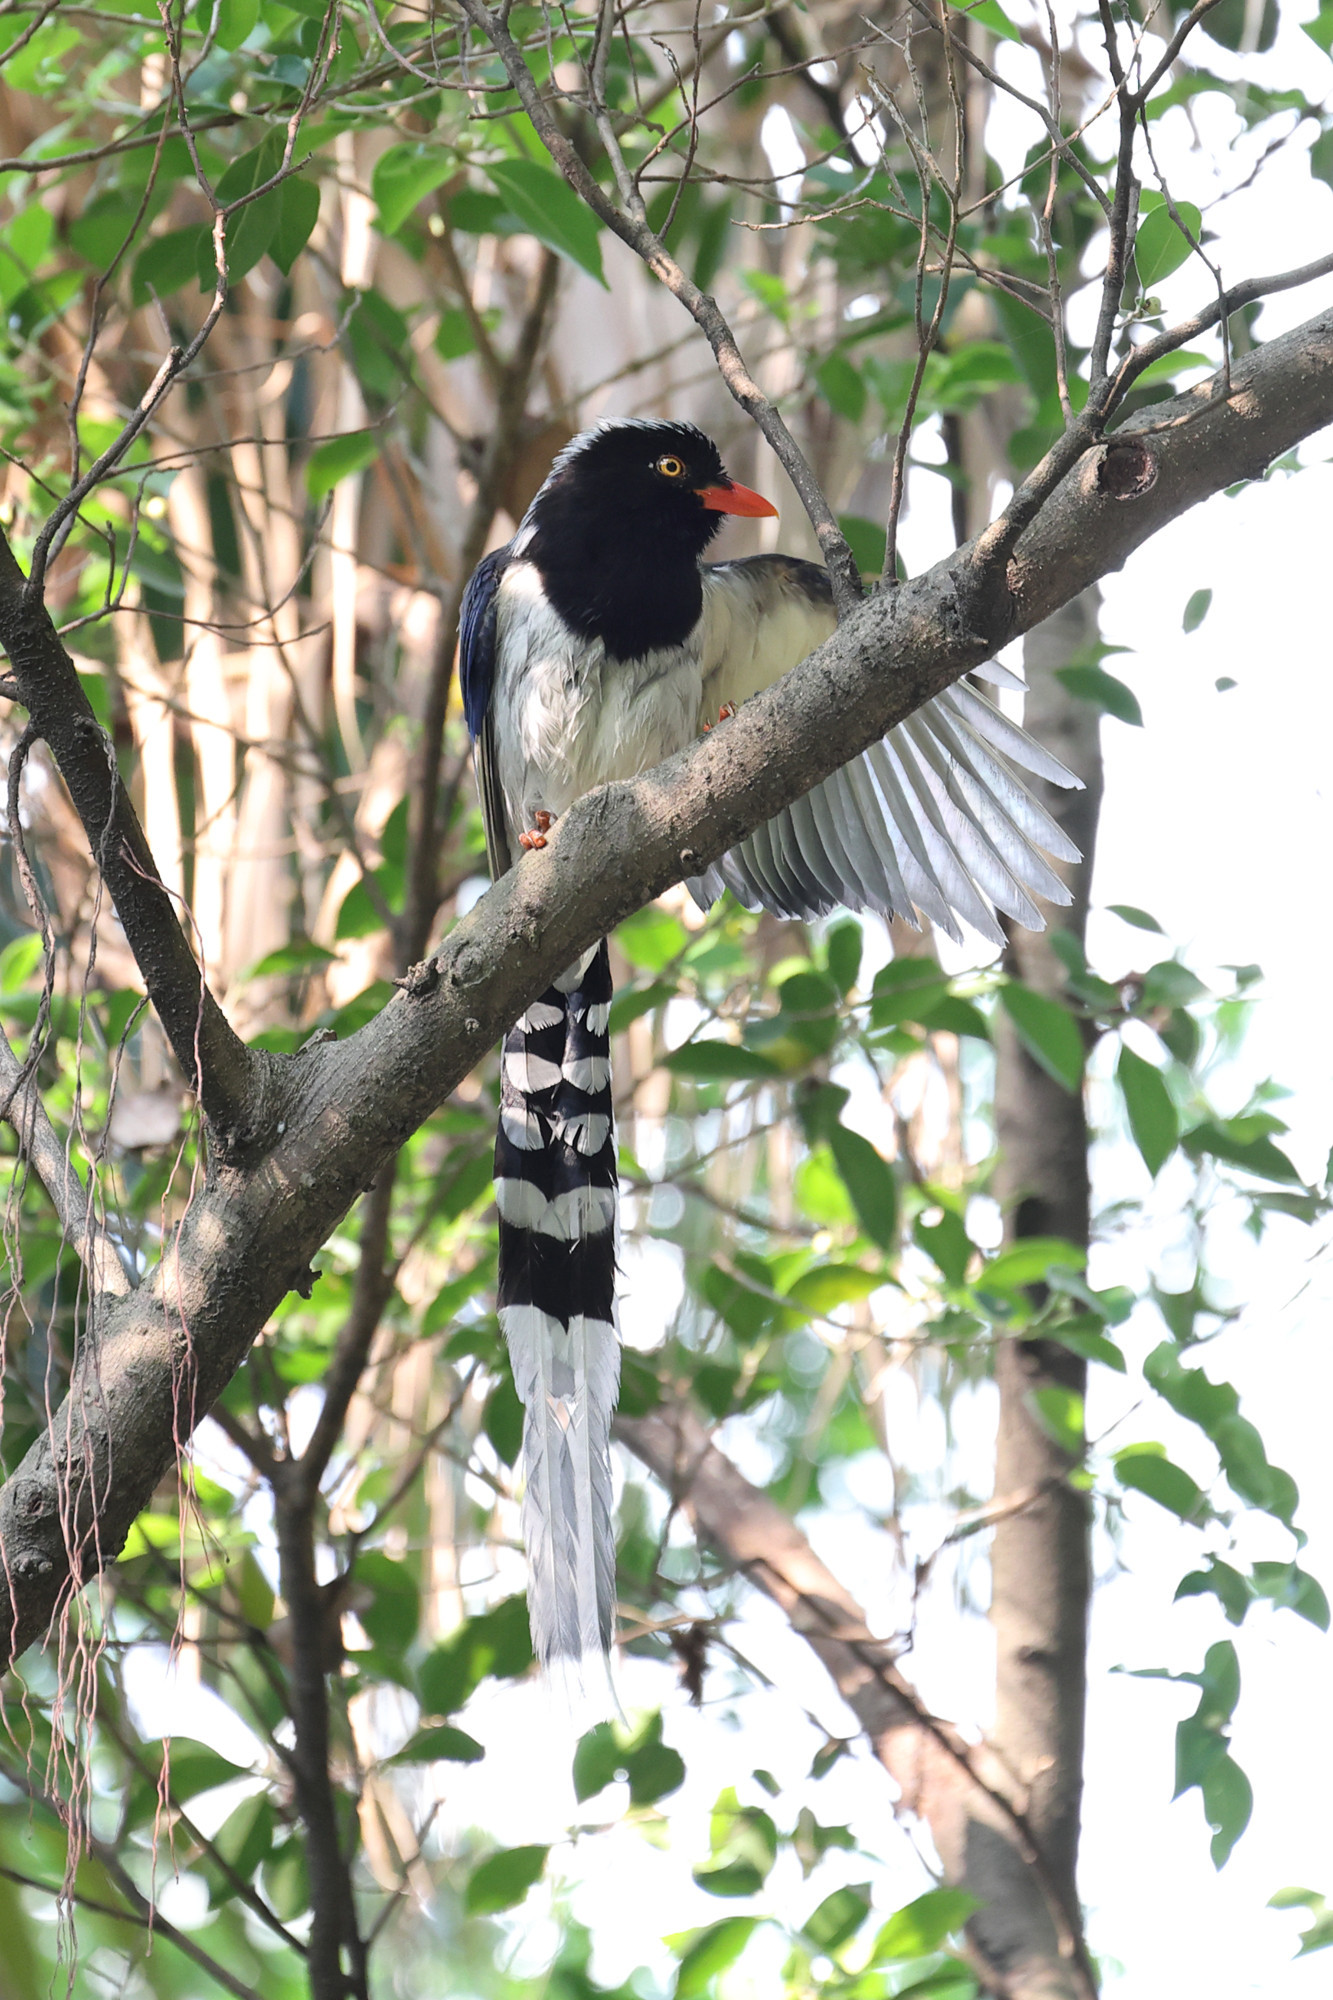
[0,307,1330,1675]
[616,1403,1096,2000]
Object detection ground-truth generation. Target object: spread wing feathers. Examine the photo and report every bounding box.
[692,557,1083,947]
[495,939,620,1713]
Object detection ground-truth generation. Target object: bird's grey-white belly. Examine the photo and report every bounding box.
[490,560,703,846]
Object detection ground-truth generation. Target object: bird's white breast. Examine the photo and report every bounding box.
[491,560,704,846]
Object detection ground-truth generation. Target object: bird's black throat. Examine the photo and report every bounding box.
[529,534,706,663]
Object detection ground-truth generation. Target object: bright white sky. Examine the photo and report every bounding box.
[121,6,1333,1997]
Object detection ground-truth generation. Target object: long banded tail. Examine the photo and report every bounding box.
[495,938,620,1708]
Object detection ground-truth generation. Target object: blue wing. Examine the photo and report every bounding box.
[459,544,514,880]
[459,544,509,741]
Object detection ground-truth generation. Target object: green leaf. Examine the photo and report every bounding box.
[838,513,886,576]
[235,1549,275,1629]
[245,938,338,979]
[1107,903,1164,933]
[1183,1119,1300,1185]
[132,226,209,307]
[435,306,475,360]
[1054,662,1143,726]
[915,1207,973,1286]
[978,1238,1086,1293]
[618,904,688,970]
[212,1791,274,1885]
[1250,1561,1331,1631]
[418,1595,533,1714]
[1114,1446,1207,1521]
[672,1919,761,1998]
[1046,1319,1127,1372]
[465,1844,548,1914]
[874,1889,982,1960]
[828,1124,897,1250]
[572,1723,621,1802]
[270,174,320,275]
[824,921,863,997]
[354,1551,420,1650]
[1135,196,1204,290]
[306,429,378,502]
[1183,587,1213,633]
[159,1740,250,1808]
[373,142,456,237]
[391,1723,485,1764]
[483,1370,523,1465]
[871,957,949,1029]
[608,980,675,1034]
[816,353,866,422]
[211,0,260,50]
[945,0,1021,40]
[785,1264,882,1314]
[1202,1753,1253,1868]
[484,158,607,286]
[664,1041,780,1081]
[693,1861,767,1898]
[1118,1044,1179,1177]
[1302,2,1333,50]
[262,1838,311,1923]
[1268,1888,1333,1956]
[696,1790,778,1897]
[1139,959,1209,1007]
[1000,982,1084,1093]
[1176,1556,1252,1626]
[627,1738,686,1805]
[1029,1385,1085,1455]
[803,1884,871,1953]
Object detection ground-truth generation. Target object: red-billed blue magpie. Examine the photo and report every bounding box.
[460,419,1080,1709]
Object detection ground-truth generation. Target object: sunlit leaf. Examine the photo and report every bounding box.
[1135,194,1204,290]
[874,1888,982,1960]
[1118,1044,1179,1176]
[1115,1446,1207,1521]
[672,1918,762,1997]
[306,429,378,502]
[465,1844,548,1914]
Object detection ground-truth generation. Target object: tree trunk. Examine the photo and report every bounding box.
[987,587,1104,1986]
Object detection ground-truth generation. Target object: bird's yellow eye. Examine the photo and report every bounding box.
[655,454,685,479]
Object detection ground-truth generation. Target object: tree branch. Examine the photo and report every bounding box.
[0,304,1329,1676]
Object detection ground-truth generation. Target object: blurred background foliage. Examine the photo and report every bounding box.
[0,0,1331,1993]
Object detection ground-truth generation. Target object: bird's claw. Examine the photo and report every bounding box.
[520,810,554,851]
[702,702,737,734]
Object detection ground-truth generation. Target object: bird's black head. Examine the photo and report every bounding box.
[519,420,776,662]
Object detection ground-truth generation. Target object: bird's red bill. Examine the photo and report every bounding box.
[698,480,778,519]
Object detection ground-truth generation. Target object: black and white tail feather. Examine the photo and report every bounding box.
[494,939,620,1713]
[458,418,1086,1718]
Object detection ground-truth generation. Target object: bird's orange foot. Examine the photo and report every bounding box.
[702,702,737,734]
[519,810,554,851]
